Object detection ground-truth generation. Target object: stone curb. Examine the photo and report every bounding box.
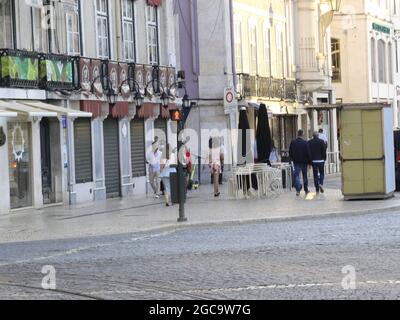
[126,203,400,236]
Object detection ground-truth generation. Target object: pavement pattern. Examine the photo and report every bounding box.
[1,175,400,243]
[1,210,400,300]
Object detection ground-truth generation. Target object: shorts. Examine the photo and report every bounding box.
[211,163,221,175]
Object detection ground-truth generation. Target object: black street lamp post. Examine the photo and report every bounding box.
[176,117,187,222]
[165,82,191,223]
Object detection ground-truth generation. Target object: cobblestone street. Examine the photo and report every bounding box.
[1,209,400,300]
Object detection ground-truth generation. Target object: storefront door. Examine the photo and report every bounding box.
[8,122,32,209]
[40,118,52,204]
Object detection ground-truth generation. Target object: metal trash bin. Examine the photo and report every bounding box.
[170,172,187,204]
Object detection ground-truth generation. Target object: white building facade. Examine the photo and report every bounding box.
[331,0,400,129]
[0,0,179,214]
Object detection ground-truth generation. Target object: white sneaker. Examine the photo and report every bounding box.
[154,194,160,199]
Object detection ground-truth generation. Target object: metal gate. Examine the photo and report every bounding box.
[74,118,93,184]
[130,118,146,177]
[103,117,121,198]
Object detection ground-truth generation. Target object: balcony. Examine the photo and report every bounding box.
[0,49,40,88]
[39,53,75,90]
[0,49,176,102]
[258,76,271,98]
[237,74,297,101]
[284,79,297,101]
[270,78,284,99]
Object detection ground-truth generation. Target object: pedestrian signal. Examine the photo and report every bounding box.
[170,109,182,122]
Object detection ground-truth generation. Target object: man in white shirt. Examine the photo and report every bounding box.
[147,140,163,198]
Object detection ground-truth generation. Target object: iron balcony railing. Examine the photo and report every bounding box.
[39,53,76,90]
[284,79,297,101]
[270,78,284,99]
[0,48,175,98]
[257,76,271,98]
[237,73,251,98]
[237,73,297,101]
[0,49,40,88]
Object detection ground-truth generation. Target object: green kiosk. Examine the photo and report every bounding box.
[339,103,396,200]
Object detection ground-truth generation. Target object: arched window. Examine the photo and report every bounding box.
[371,38,376,82]
[378,39,387,83]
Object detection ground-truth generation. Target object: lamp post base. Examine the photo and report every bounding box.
[177,217,188,223]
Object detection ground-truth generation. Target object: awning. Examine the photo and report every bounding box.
[0,100,57,118]
[0,109,18,118]
[21,101,92,118]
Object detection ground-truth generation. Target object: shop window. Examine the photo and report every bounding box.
[284,116,296,150]
[271,117,281,152]
[8,122,32,209]
[74,118,93,184]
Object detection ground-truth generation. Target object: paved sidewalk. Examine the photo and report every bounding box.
[0,175,400,243]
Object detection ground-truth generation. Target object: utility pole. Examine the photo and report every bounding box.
[170,109,188,222]
[176,118,187,222]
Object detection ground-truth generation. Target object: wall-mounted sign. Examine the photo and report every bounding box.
[1,55,39,82]
[372,23,391,34]
[42,59,73,83]
[224,87,237,115]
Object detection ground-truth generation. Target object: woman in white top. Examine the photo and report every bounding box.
[160,145,176,207]
[269,141,280,164]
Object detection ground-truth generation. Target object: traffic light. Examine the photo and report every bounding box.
[170,109,183,122]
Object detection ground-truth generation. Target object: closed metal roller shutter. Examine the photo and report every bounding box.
[74,118,93,184]
[154,118,168,145]
[130,118,146,177]
[103,117,120,198]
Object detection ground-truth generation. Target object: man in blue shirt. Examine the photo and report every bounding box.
[289,130,311,196]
